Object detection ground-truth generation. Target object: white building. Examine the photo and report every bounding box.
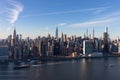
[83,40,94,55]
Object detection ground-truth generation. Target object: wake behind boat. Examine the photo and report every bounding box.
[13,64,30,70]
[13,60,30,70]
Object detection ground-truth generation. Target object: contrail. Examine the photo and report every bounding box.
[0,0,24,32]
[6,0,24,24]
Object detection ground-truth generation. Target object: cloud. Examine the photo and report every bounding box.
[57,10,120,28]
[45,7,106,15]
[6,0,24,24]
[101,11,120,19]
[58,23,67,26]
[93,9,105,14]
[0,0,24,33]
[21,7,108,18]
[69,18,114,28]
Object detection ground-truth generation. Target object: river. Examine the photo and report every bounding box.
[0,57,120,80]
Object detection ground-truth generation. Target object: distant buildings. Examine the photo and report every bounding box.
[0,26,120,60]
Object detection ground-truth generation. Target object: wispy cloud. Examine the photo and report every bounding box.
[6,0,24,24]
[101,11,120,19]
[22,7,108,18]
[57,10,120,28]
[58,23,67,26]
[93,9,105,14]
[69,18,114,28]
[0,0,24,33]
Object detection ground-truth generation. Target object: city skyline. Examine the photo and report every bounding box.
[0,0,120,39]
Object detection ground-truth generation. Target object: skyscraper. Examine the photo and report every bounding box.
[13,27,16,45]
[55,27,58,40]
[86,29,88,38]
[103,27,109,44]
[61,32,64,42]
[93,29,95,39]
[103,27,109,53]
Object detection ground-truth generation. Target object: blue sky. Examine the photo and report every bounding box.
[0,0,120,39]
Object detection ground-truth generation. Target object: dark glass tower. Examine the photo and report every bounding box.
[55,27,58,40]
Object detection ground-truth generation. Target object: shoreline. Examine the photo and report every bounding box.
[1,54,120,63]
[40,55,120,61]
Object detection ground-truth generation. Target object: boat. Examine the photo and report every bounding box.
[13,60,30,70]
[13,64,30,70]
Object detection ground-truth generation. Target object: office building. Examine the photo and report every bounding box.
[83,40,94,55]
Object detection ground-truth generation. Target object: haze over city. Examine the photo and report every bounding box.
[0,0,120,39]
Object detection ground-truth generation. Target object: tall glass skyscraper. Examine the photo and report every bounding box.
[55,27,58,40]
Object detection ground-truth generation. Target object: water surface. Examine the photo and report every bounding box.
[0,58,120,80]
